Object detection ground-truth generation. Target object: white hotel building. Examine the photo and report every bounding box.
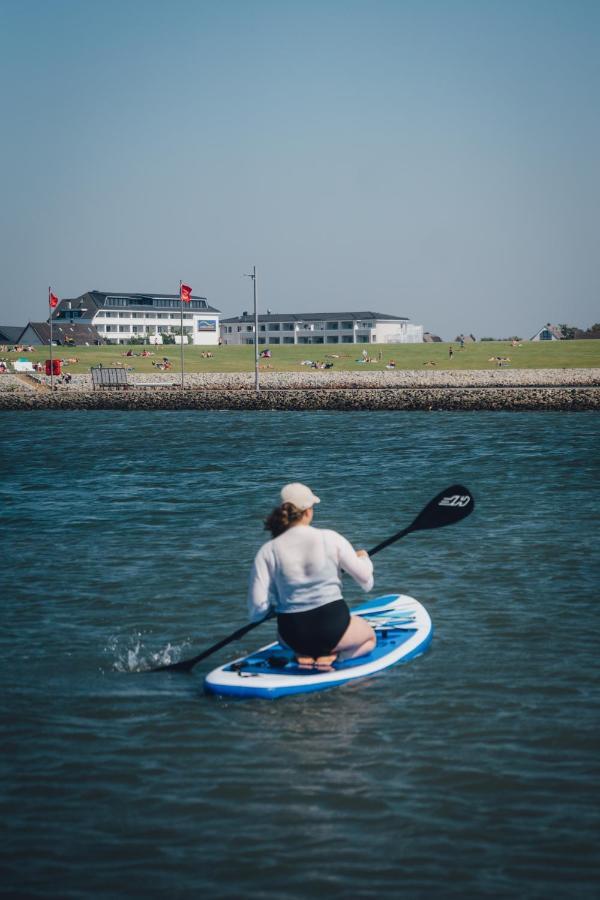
[48,290,221,346]
[220,311,423,346]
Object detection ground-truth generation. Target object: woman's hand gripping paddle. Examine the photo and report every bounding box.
[147,483,474,673]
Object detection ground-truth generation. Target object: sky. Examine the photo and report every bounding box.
[0,0,598,340]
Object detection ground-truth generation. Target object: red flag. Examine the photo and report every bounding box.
[180,283,192,303]
[49,292,59,308]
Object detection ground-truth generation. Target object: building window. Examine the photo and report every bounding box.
[269,323,280,331]
[326,336,339,343]
[270,337,280,344]
[283,337,295,344]
[282,323,294,331]
[103,296,209,311]
[341,335,353,343]
[327,321,339,330]
[341,321,353,329]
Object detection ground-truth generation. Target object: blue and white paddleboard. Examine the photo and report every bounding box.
[204,594,432,699]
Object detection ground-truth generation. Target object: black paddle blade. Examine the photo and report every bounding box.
[410,483,474,532]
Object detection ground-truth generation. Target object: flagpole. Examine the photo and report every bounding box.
[180,280,184,389]
[49,286,54,391]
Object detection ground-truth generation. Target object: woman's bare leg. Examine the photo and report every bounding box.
[333,615,376,660]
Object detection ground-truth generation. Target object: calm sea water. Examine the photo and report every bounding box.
[1,410,599,899]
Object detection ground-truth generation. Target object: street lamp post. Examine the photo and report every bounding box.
[244,266,259,392]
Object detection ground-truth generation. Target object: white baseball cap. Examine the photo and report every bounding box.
[280,482,320,510]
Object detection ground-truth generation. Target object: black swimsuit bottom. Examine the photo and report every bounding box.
[277,599,351,657]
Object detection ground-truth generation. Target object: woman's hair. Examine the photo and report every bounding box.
[265,502,304,538]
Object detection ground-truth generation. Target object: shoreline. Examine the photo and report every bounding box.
[1,368,599,410]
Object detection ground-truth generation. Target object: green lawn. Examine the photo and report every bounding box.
[4,340,600,374]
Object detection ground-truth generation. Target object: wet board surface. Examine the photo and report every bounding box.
[204,594,433,699]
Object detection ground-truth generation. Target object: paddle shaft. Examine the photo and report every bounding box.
[367,526,412,558]
[175,620,263,668]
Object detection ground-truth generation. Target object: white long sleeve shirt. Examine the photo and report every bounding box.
[247,525,374,622]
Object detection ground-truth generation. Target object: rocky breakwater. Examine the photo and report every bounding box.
[0,369,599,411]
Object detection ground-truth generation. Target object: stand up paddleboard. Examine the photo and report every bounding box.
[204,594,432,699]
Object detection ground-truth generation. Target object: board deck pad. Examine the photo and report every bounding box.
[204,594,432,699]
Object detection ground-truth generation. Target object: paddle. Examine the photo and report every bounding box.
[148,483,474,673]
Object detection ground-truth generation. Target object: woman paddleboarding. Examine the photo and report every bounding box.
[248,483,376,669]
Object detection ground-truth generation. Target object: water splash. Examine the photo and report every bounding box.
[106,633,192,673]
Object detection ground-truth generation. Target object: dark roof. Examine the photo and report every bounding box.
[53,290,220,316]
[20,322,102,344]
[220,311,409,324]
[0,325,24,343]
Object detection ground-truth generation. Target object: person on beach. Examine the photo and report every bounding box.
[248,483,376,669]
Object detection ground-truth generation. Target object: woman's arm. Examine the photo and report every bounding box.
[247,546,274,622]
[336,533,374,591]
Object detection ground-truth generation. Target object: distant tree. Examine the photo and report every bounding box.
[575,323,600,339]
[558,324,577,340]
[480,337,496,341]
